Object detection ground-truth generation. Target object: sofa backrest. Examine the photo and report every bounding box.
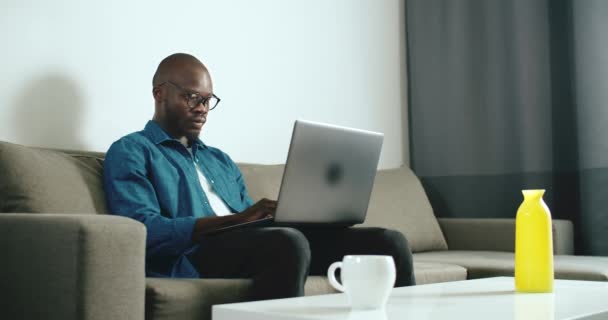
[238,163,448,253]
[0,141,108,214]
[0,141,448,253]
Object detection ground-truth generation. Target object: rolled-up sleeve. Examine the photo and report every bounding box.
[103,139,196,256]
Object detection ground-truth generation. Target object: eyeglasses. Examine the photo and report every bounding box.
[158,81,221,110]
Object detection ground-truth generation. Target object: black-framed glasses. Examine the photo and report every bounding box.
[158,81,221,110]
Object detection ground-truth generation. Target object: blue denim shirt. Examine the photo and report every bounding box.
[103,120,254,278]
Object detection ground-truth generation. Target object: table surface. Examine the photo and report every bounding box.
[213,277,608,320]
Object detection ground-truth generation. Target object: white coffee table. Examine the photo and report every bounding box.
[213,277,608,320]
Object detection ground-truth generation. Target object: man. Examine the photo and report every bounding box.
[103,53,415,300]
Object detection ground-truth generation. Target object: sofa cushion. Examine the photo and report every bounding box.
[550,255,608,281]
[146,278,252,320]
[414,251,515,279]
[237,163,285,202]
[145,265,467,320]
[415,251,608,281]
[0,141,107,214]
[145,276,334,320]
[361,166,448,252]
[413,261,467,285]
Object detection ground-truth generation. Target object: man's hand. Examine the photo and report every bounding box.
[191,198,277,242]
[239,198,277,222]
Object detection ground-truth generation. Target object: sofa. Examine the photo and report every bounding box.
[2,140,608,320]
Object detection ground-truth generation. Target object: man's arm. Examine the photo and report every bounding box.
[105,139,277,249]
[103,139,198,256]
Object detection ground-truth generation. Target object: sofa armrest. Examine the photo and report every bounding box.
[437,218,574,255]
[552,218,574,255]
[0,214,146,320]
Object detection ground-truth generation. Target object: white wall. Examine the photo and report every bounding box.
[0,0,408,168]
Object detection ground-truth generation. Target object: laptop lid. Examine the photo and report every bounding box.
[274,120,384,225]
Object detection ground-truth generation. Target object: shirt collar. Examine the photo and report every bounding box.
[144,120,207,149]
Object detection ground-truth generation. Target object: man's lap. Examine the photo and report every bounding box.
[191,226,407,277]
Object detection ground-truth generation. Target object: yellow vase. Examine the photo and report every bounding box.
[515,189,554,293]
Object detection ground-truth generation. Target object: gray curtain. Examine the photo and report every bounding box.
[406,0,608,255]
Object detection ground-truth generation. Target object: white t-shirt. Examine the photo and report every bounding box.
[188,148,233,216]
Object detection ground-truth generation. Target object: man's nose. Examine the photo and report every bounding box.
[191,102,209,113]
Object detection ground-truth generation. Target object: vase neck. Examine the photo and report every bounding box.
[522,189,545,201]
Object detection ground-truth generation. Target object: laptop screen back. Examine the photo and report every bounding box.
[274,120,384,225]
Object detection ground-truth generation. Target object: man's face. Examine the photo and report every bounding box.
[160,69,213,141]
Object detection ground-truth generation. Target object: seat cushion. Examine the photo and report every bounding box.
[145,263,467,320]
[415,251,608,281]
[0,141,107,214]
[414,251,515,279]
[145,278,252,320]
[551,255,608,281]
[145,276,334,320]
[413,261,467,285]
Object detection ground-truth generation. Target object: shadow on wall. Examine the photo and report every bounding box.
[12,73,86,150]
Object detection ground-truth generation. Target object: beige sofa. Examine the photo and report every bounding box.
[1,141,608,320]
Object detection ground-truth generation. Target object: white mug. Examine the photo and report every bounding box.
[327,255,396,310]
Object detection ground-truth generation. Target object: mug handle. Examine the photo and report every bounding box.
[327,261,345,292]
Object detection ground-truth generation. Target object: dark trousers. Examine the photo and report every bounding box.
[191,226,416,301]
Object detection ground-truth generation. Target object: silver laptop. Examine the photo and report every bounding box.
[273,119,383,225]
[203,119,383,234]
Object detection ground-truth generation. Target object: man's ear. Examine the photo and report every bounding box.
[152,86,163,102]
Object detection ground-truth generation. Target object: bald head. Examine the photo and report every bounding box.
[151,53,214,145]
[152,53,209,87]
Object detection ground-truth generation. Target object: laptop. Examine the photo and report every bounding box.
[202,119,384,235]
